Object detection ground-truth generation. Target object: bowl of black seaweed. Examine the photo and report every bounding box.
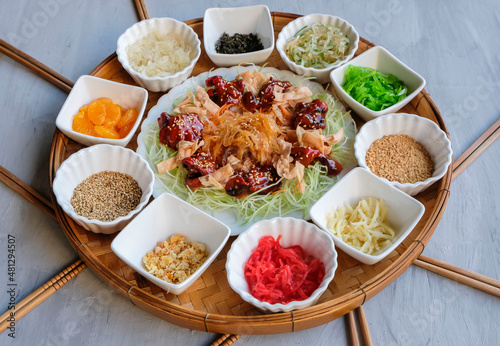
[203,5,274,67]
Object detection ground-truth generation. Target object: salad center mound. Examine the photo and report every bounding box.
[142,68,355,225]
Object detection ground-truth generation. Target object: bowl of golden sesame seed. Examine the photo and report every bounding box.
[52,144,155,234]
[354,113,452,196]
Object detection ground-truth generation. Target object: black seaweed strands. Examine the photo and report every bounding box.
[215,32,264,54]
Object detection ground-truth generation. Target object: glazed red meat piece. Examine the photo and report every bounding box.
[241,79,292,112]
[257,80,292,110]
[292,99,328,129]
[185,177,203,190]
[206,75,245,106]
[291,147,323,167]
[241,91,260,112]
[291,146,343,176]
[225,175,249,197]
[225,165,281,197]
[158,112,203,149]
[182,152,219,178]
[246,165,281,194]
[317,156,342,176]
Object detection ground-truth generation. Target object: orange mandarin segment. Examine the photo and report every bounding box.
[79,105,88,115]
[94,97,113,104]
[117,108,138,129]
[74,111,85,119]
[72,117,95,136]
[119,105,127,115]
[88,100,106,126]
[94,126,120,139]
[104,103,122,127]
[72,98,138,141]
[118,121,135,139]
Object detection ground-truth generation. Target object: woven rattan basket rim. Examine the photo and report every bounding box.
[49,13,452,334]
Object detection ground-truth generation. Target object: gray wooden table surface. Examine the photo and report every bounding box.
[1,0,499,345]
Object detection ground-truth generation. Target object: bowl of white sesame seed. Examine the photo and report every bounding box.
[52,144,155,234]
[354,113,452,196]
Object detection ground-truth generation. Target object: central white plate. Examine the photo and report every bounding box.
[136,65,355,235]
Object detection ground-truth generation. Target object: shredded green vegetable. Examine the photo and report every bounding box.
[284,22,350,69]
[142,89,355,225]
[342,65,408,111]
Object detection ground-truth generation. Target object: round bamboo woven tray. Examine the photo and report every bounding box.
[49,13,452,335]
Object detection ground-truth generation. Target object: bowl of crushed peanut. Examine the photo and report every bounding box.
[354,113,453,196]
[111,193,231,295]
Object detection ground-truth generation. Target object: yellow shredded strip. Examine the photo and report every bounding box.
[326,197,396,255]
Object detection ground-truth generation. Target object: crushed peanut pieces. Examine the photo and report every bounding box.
[70,171,142,222]
[365,134,434,184]
[143,234,208,284]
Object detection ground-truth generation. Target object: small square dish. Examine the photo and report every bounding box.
[203,5,274,67]
[55,75,147,147]
[309,167,425,265]
[330,46,426,122]
[111,193,231,295]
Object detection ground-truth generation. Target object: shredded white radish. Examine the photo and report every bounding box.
[284,23,350,69]
[126,32,193,77]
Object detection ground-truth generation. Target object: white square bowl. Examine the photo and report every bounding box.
[309,167,425,265]
[276,14,359,84]
[203,5,274,67]
[55,75,147,147]
[330,46,426,122]
[226,217,337,312]
[111,193,231,295]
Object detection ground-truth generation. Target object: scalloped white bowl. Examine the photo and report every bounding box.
[354,113,453,196]
[330,46,426,122]
[53,144,154,234]
[226,217,338,312]
[276,14,359,84]
[117,17,201,92]
[203,5,274,67]
[55,75,148,147]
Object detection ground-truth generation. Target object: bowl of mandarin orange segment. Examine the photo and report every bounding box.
[55,75,148,147]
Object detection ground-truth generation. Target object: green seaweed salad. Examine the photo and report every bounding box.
[342,65,408,111]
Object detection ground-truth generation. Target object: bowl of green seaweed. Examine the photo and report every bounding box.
[330,46,426,122]
[203,5,274,67]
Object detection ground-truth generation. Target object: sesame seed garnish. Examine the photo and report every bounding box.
[365,134,434,184]
[70,171,142,222]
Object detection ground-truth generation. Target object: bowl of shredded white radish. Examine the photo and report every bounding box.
[309,167,425,265]
[117,17,201,92]
[276,14,359,84]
